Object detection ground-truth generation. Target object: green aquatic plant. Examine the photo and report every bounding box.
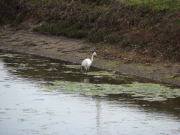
[44,81,180,102]
[164,74,175,79]
[104,62,117,67]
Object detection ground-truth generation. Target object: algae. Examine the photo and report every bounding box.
[165,74,175,79]
[44,81,180,102]
[104,61,117,67]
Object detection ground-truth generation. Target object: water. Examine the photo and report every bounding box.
[0,50,180,135]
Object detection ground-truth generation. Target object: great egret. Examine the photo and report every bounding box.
[81,52,97,74]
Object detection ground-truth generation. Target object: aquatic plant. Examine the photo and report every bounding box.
[44,81,180,102]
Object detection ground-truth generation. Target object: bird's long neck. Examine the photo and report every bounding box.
[91,54,94,63]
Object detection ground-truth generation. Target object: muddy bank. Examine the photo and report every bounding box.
[0,26,179,86]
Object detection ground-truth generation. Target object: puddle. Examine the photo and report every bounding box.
[0,50,180,135]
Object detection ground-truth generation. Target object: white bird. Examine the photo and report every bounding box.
[81,52,97,74]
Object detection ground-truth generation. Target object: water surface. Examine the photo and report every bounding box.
[0,50,179,135]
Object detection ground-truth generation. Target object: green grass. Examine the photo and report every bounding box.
[104,61,117,67]
[42,0,53,6]
[126,0,180,12]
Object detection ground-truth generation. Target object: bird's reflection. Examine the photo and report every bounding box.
[96,98,102,132]
[81,76,90,83]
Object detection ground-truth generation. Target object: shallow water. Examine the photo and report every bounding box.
[0,50,180,135]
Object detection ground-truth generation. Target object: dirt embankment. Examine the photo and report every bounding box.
[0,26,179,86]
[1,0,179,63]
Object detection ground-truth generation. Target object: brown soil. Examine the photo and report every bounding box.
[0,26,180,86]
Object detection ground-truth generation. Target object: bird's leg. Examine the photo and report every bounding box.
[81,66,86,74]
[80,66,83,73]
[86,67,89,74]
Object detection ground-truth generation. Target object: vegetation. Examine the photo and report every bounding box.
[0,0,179,62]
[127,0,180,11]
[0,0,18,24]
[46,80,180,101]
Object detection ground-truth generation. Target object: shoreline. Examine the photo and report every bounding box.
[0,27,179,86]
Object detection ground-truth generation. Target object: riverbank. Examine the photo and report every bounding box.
[1,0,179,63]
[0,26,179,86]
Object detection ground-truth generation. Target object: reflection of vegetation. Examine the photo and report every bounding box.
[0,52,140,86]
[45,81,180,102]
[89,71,116,76]
[64,65,81,69]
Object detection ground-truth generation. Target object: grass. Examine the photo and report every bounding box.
[126,0,180,12]
[87,29,108,43]
[0,0,19,24]
[104,61,117,67]
[1,0,180,62]
[34,22,89,38]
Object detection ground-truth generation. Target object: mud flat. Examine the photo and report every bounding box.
[0,26,179,86]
